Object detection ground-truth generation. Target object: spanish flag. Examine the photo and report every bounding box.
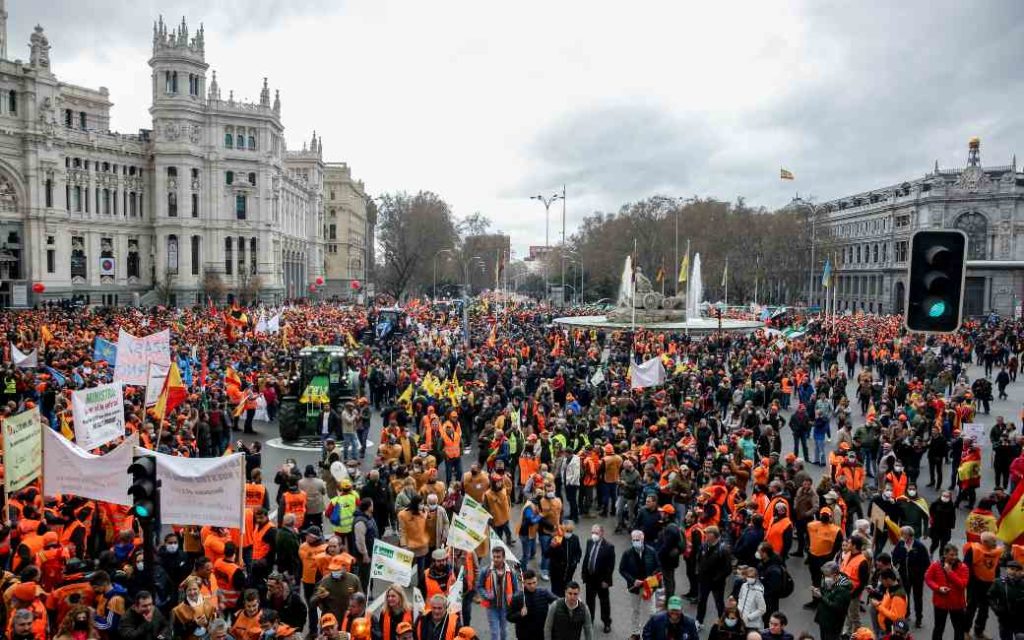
[40,325,54,346]
[958,447,982,489]
[865,402,877,422]
[153,362,187,421]
[780,168,794,180]
[998,480,1024,544]
[225,366,242,390]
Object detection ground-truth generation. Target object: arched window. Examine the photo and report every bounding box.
[167,235,179,274]
[237,236,246,273]
[955,212,988,260]
[224,127,233,149]
[168,192,177,217]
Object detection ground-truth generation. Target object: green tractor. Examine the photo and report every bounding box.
[278,345,360,444]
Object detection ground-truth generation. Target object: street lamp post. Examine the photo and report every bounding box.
[530,191,563,303]
[790,197,823,308]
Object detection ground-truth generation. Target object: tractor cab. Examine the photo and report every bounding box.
[278,345,359,443]
[375,307,405,342]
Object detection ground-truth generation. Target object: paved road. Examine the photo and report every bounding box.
[246,354,1018,640]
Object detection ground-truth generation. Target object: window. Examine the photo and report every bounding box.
[172,71,178,94]
[250,237,257,274]
[112,189,118,215]
[191,167,199,181]
[167,166,177,179]
[236,133,244,148]
[248,172,256,186]
[95,187,100,213]
[191,193,199,218]
[45,179,52,207]
[74,186,82,212]
[168,192,177,217]
[236,195,246,219]
[127,244,140,278]
[895,240,909,263]
[70,237,86,279]
[166,235,179,275]
[165,71,173,94]
[189,74,199,97]
[237,236,245,274]
[329,208,336,218]
[103,189,110,214]
[225,237,233,275]
[872,244,878,263]
[224,127,233,149]
[79,112,87,130]
[226,171,234,185]
[191,236,201,275]
[329,224,336,240]
[46,249,55,274]
[64,109,72,127]
[330,191,336,201]
[248,134,256,150]
[955,211,989,260]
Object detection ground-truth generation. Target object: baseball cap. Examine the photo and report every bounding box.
[667,596,683,611]
[396,622,413,635]
[659,504,676,515]
[320,614,338,628]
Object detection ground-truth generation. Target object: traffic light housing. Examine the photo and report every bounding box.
[127,455,159,523]
[905,229,967,333]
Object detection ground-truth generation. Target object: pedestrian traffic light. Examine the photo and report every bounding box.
[127,454,159,522]
[905,229,967,333]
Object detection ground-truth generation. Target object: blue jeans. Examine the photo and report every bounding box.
[519,536,535,565]
[539,534,553,574]
[864,451,878,478]
[487,607,509,640]
[445,457,463,485]
[342,432,358,460]
[813,437,827,465]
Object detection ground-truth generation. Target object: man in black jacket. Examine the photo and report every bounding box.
[619,529,660,636]
[582,524,616,633]
[655,505,682,598]
[695,525,733,628]
[891,526,929,628]
[119,591,171,640]
[508,569,556,640]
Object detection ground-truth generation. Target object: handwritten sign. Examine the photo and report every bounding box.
[114,329,170,386]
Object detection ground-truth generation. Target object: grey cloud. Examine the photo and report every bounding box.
[524,1,1024,214]
[8,0,338,58]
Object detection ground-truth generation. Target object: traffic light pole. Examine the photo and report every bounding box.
[128,455,161,596]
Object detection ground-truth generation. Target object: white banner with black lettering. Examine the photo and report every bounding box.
[114,329,170,386]
[154,451,245,528]
[43,428,134,506]
[71,381,126,451]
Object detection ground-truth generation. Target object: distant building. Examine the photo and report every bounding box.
[323,162,370,298]
[815,138,1024,317]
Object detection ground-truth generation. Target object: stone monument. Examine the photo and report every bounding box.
[607,256,688,323]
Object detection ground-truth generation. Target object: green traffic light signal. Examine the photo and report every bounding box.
[905,230,967,333]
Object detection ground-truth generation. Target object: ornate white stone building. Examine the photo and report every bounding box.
[322,162,372,298]
[815,138,1024,317]
[0,6,368,306]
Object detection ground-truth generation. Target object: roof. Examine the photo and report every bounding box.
[298,345,348,357]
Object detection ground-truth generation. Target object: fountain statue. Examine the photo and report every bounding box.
[607,257,688,323]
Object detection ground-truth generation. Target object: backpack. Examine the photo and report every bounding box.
[326,500,341,526]
[778,565,795,598]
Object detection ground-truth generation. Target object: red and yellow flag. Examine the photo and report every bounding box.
[998,481,1024,544]
[225,366,242,390]
[153,362,187,421]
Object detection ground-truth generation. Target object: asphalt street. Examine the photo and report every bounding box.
[246,354,1017,640]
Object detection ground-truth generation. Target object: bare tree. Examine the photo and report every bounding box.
[377,191,459,299]
[202,272,226,303]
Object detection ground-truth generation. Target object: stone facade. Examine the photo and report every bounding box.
[322,162,369,298]
[0,5,369,307]
[814,139,1024,317]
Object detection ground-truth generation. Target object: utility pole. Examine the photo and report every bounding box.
[560,184,566,308]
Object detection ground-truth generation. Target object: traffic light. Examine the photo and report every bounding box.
[127,454,159,522]
[905,229,967,333]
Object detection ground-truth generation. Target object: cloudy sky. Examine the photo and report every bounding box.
[11,1,1024,256]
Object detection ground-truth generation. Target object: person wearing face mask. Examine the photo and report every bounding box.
[884,463,908,499]
[312,556,362,625]
[157,533,189,595]
[707,605,748,640]
[736,567,767,629]
[546,520,582,597]
[619,530,661,635]
[890,527,928,628]
[812,562,852,640]
[581,524,615,633]
[423,494,450,553]
[869,485,903,558]
[896,484,928,539]
[927,490,955,556]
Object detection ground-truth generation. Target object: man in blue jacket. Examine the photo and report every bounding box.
[642,596,698,640]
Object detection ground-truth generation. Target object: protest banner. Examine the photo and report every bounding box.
[458,497,490,531]
[11,344,37,369]
[489,528,519,565]
[144,362,171,407]
[962,423,986,445]
[371,539,415,586]
[447,516,486,552]
[72,382,125,451]
[3,407,41,493]
[447,568,464,613]
[114,329,170,386]
[155,451,245,529]
[43,428,134,506]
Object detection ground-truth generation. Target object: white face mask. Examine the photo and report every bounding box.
[883,491,893,500]
[331,571,343,579]
[894,466,903,473]
[632,541,643,551]
[746,577,756,584]
[591,534,600,543]
[941,496,951,503]
[725,619,738,628]
[429,504,438,511]
[546,492,555,499]
[136,562,145,571]
[754,551,763,560]
[907,490,917,497]
[165,543,179,553]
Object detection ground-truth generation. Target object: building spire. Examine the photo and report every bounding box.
[0,0,8,60]
[967,136,981,167]
[208,69,220,100]
[260,77,270,106]
[273,89,280,114]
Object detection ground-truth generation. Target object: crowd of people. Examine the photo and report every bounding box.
[0,298,1023,640]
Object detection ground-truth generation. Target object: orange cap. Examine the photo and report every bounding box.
[320,614,338,628]
[396,622,414,635]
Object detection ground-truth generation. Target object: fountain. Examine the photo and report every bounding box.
[554,255,762,336]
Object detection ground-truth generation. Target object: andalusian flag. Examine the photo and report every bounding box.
[780,168,794,180]
[153,362,187,421]
[998,480,1024,544]
[397,384,414,405]
[678,254,689,284]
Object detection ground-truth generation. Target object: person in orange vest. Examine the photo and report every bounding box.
[373,586,414,640]
[213,542,247,615]
[245,471,270,512]
[963,531,1003,638]
[280,481,308,529]
[765,502,793,559]
[440,412,463,485]
[298,526,328,633]
[885,463,909,499]
[339,593,371,638]
[476,546,520,640]
[803,507,844,608]
[35,532,68,592]
[423,549,456,603]
[840,536,872,637]
[414,594,461,640]
[9,597,46,640]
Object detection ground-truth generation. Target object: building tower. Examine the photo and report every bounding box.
[967,136,981,167]
[0,0,7,60]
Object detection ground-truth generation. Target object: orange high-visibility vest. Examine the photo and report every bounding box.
[283,491,307,529]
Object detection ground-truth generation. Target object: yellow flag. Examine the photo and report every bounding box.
[677,255,689,284]
[398,384,413,405]
[60,413,75,441]
[40,325,54,346]
[347,331,358,349]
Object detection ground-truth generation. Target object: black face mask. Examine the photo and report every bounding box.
[74,620,90,631]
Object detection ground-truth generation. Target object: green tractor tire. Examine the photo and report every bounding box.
[278,397,302,442]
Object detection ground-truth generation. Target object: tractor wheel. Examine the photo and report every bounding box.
[278,398,301,442]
